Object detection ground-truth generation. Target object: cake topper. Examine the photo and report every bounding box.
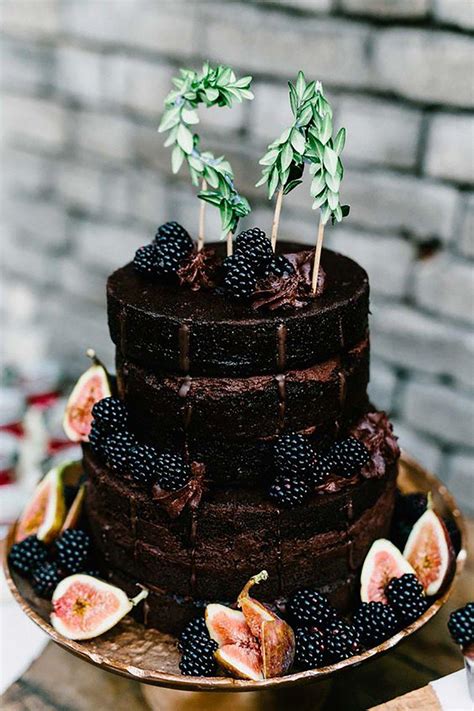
[159,63,254,256]
[256,71,312,251]
[306,81,350,292]
[257,73,349,292]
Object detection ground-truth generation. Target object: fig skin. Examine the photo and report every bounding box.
[206,571,295,680]
[360,539,416,604]
[403,509,455,597]
[16,464,67,544]
[63,351,111,443]
[51,574,148,640]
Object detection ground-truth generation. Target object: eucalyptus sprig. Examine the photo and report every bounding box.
[306,81,350,226]
[158,63,253,248]
[305,81,350,293]
[256,72,321,249]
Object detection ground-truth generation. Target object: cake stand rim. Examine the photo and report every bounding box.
[2,452,468,692]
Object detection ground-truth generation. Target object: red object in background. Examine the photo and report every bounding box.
[0,422,24,438]
[0,468,15,486]
[28,391,60,410]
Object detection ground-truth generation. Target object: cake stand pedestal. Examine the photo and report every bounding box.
[141,679,332,710]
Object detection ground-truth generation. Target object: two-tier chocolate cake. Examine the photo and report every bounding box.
[83,239,399,636]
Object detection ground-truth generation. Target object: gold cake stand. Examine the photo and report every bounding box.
[2,453,468,706]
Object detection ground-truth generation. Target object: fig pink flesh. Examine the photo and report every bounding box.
[53,579,122,634]
[367,550,409,603]
[216,643,263,681]
[404,510,452,595]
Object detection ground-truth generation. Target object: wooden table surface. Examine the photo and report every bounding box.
[2,521,472,711]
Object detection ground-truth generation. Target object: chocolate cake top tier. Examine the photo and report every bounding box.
[107,244,369,377]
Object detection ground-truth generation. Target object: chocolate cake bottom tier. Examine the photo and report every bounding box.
[116,338,369,441]
[84,447,397,634]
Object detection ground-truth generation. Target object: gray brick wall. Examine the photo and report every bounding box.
[1,0,473,511]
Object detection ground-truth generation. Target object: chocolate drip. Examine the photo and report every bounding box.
[276,374,286,432]
[338,369,347,407]
[179,376,193,458]
[275,507,283,595]
[276,323,287,371]
[338,314,345,349]
[190,508,198,595]
[178,323,190,373]
[119,307,127,356]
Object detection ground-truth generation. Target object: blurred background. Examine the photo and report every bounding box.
[0,0,473,513]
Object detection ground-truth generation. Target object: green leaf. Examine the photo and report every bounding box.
[309,135,324,162]
[325,171,340,192]
[188,154,203,172]
[312,189,327,210]
[163,125,178,147]
[182,108,199,125]
[321,204,332,225]
[333,127,346,155]
[177,124,194,154]
[302,80,316,103]
[198,191,222,207]
[268,166,280,199]
[288,82,298,116]
[255,173,269,188]
[239,88,254,100]
[327,189,339,210]
[216,66,233,86]
[320,112,332,145]
[295,71,306,100]
[290,129,305,154]
[283,179,303,195]
[204,166,220,188]
[171,144,185,173]
[158,107,180,133]
[333,204,343,222]
[298,104,313,126]
[277,127,292,145]
[323,145,338,176]
[205,87,219,102]
[233,75,253,89]
[281,142,294,172]
[259,149,279,166]
[311,173,326,197]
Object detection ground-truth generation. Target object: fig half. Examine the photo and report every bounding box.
[51,574,148,640]
[206,570,295,680]
[360,539,416,603]
[63,350,111,443]
[15,463,69,543]
[403,508,454,596]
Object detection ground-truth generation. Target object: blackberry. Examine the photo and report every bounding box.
[133,243,160,277]
[155,236,193,274]
[155,221,193,252]
[178,616,209,653]
[386,574,428,624]
[327,437,370,478]
[394,491,427,525]
[91,397,128,432]
[325,619,362,662]
[353,602,400,647]
[32,562,63,599]
[88,420,104,454]
[269,475,310,508]
[264,255,295,278]
[129,444,159,485]
[287,589,339,629]
[234,227,273,264]
[8,536,48,577]
[294,626,326,669]
[157,452,191,491]
[308,456,333,487]
[223,253,258,300]
[102,430,136,472]
[56,529,91,574]
[179,635,218,676]
[448,603,474,646]
[273,433,316,478]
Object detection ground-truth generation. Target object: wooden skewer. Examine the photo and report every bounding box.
[311,215,325,294]
[197,178,207,252]
[226,231,233,257]
[271,187,284,252]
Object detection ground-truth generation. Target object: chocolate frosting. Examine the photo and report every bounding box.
[177,249,218,291]
[152,462,206,518]
[351,411,400,479]
[252,250,326,312]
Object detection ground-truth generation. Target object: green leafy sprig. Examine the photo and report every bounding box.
[256,71,317,199]
[306,81,349,225]
[158,63,253,237]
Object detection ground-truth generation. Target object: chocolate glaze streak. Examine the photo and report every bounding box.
[178,323,191,373]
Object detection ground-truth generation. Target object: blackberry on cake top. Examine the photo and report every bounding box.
[222,252,258,300]
[156,452,191,491]
[269,474,310,508]
[273,433,316,478]
[129,443,160,485]
[326,437,370,478]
